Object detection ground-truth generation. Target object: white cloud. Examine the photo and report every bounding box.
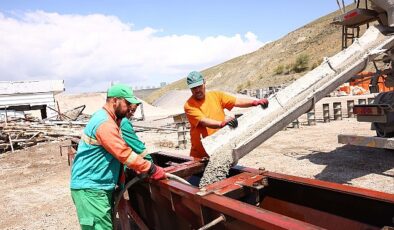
[0,11,266,92]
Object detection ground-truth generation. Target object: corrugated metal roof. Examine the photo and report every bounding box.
[0,80,64,95]
[0,92,56,107]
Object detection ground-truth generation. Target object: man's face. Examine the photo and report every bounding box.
[190,83,205,100]
[114,98,130,119]
[126,104,139,119]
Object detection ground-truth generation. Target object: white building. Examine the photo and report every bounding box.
[0,80,64,120]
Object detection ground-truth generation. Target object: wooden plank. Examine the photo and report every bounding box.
[133,125,178,131]
[0,119,85,153]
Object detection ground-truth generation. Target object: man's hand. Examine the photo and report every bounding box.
[220,117,238,128]
[148,164,166,180]
[252,98,269,109]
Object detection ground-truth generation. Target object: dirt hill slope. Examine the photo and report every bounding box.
[146,5,362,104]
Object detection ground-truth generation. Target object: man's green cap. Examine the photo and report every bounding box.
[107,84,141,104]
[186,71,204,89]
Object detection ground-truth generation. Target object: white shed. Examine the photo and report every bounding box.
[0,80,65,120]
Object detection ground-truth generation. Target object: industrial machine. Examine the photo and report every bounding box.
[353,91,394,137]
[333,0,394,139]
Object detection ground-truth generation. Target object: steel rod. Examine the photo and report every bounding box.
[198,215,226,230]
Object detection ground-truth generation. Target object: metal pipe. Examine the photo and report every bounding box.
[165,173,191,185]
[198,214,226,230]
[337,0,345,13]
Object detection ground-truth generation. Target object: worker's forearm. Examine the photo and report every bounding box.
[234,98,255,108]
[199,118,223,129]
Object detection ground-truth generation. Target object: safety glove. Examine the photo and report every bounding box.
[252,98,269,109]
[220,117,238,128]
[148,163,166,180]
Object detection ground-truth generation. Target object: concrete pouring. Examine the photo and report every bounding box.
[199,25,394,187]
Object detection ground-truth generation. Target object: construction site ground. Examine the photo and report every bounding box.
[0,118,393,229]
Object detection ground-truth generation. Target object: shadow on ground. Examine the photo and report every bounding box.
[297,145,394,185]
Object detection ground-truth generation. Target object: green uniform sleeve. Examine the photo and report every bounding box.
[120,118,152,162]
[120,118,146,154]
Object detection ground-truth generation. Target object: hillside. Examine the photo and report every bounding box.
[146,4,366,104]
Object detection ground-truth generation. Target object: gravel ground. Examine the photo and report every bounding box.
[239,118,394,194]
[0,141,79,230]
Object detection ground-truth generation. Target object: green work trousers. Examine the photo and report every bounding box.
[71,189,113,230]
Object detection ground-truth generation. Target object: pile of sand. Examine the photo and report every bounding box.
[55,92,175,120]
[55,92,107,115]
[153,89,257,116]
[152,90,191,114]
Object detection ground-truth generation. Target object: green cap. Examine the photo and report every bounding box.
[186,71,204,89]
[107,84,141,104]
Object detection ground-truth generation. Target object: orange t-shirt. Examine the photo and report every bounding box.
[184,91,236,158]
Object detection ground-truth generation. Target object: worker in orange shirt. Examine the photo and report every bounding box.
[184,71,269,159]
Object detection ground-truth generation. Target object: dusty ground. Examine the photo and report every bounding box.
[0,141,78,230]
[239,119,394,194]
[0,118,393,229]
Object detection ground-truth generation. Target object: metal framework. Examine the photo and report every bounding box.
[111,151,394,230]
[333,0,377,49]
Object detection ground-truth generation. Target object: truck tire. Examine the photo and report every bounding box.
[373,91,394,137]
[374,122,394,137]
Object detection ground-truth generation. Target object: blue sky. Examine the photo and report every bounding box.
[0,1,354,92]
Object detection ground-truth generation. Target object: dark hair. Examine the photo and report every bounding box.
[106,97,115,102]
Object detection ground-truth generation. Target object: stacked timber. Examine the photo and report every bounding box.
[0,121,84,153]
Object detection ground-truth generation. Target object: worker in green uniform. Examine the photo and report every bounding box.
[120,101,153,162]
[70,84,165,230]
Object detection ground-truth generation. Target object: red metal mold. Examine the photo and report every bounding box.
[117,152,394,230]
